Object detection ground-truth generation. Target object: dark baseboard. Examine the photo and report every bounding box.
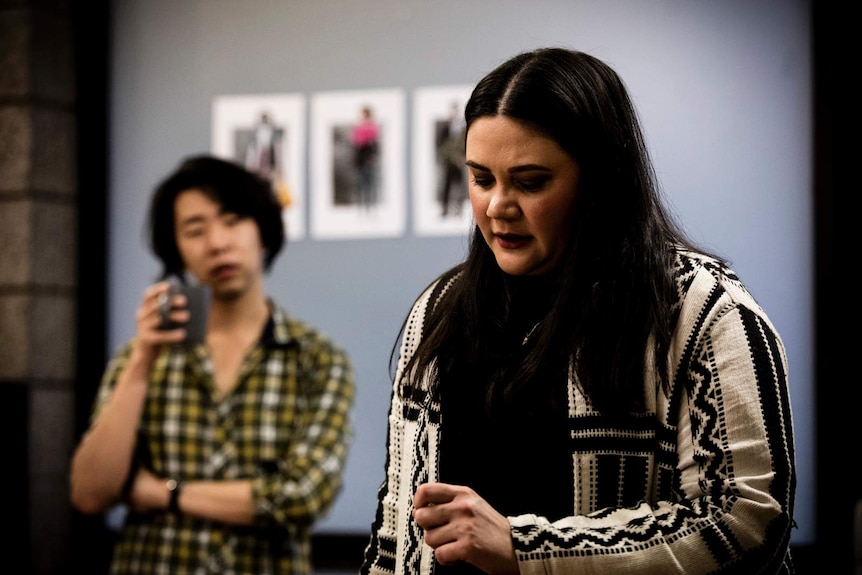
[312,533,369,570]
[789,543,817,574]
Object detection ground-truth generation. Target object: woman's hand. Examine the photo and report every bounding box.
[412,482,520,575]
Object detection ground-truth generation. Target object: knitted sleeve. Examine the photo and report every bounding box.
[510,253,796,574]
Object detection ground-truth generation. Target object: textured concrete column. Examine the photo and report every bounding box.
[0,2,77,573]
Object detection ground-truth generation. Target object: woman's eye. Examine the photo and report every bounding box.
[517,178,547,192]
[471,176,494,189]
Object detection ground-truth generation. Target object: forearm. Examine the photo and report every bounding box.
[179,479,256,525]
[127,468,256,525]
[69,357,151,513]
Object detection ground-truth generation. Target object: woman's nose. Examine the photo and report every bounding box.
[486,187,519,219]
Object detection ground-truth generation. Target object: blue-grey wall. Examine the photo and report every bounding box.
[107,0,814,543]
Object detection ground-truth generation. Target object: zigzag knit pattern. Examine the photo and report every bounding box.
[361,249,796,575]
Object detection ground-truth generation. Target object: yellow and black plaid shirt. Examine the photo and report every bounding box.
[92,300,355,574]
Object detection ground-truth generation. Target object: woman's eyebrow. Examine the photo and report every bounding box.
[465,160,551,174]
[508,164,551,174]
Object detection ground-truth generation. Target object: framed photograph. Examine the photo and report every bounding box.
[310,89,406,239]
[412,85,475,237]
[211,93,307,240]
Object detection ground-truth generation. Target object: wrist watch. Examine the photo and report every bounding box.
[166,478,183,515]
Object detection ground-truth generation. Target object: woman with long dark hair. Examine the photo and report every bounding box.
[361,47,796,574]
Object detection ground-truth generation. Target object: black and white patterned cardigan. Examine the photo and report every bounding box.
[360,249,796,574]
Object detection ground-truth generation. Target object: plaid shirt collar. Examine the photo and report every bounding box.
[263,299,301,349]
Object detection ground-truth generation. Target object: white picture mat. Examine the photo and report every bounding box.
[211,93,307,240]
[310,89,406,239]
[412,85,475,237]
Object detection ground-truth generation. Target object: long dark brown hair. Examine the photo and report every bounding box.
[396,48,715,414]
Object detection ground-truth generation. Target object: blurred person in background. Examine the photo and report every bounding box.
[71,155,355,574]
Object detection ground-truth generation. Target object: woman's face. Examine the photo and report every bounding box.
[466,115,581,276]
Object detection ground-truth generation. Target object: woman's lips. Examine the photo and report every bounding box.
[495,233,530,249]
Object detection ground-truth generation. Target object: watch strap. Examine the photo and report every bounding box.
[166,478,183,515]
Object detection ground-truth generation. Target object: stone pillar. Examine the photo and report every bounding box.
[0,1,77,572]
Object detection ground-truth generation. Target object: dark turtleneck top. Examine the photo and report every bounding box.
[437,274,573,574]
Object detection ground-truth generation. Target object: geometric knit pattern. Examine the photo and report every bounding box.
[360,249,796,574]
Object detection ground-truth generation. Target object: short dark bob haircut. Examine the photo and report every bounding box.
[148,155,285,280]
